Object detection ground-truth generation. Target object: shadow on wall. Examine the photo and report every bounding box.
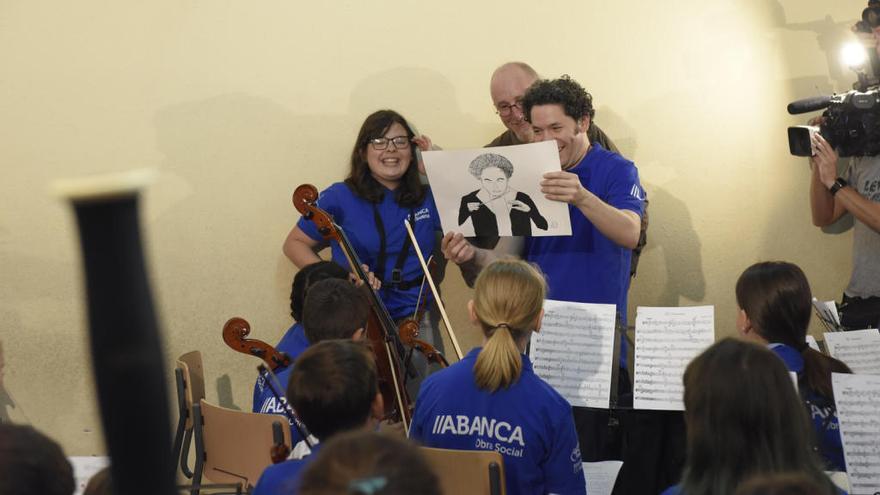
[216,374,239,411]
[772,1,861,92]
[347,66,498,145]
[595,106,637,160]
[153,93,310,354]
[593,103,706,310]
[760,2,859,260]
[633,186,706,307]
[0,254,78,425]
[0,338,11,423]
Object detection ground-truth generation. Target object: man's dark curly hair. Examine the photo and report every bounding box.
[522,75,595,123]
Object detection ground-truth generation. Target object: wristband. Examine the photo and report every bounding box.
[829,177,848,196]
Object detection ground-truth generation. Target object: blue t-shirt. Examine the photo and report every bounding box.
[660,486,682,495]
[252,444,322,495]
[252,322,310,414]
[296,182,441,319]
[252,322,311,449]
[410,348,586,495]
[769,343,846,472]
[524,143,645,366]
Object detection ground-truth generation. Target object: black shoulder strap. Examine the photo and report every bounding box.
[372,205,415,285]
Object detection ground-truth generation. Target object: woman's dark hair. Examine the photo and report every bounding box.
[290,261,350,320]
[522,75,595,123]
[734,473,828,495]
[298,431,441,495]
[344,110,426,207]
[735,261,851,398]
[680,338,837,495]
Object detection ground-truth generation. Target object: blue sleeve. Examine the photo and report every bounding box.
[604,160,645,216]
[543,406,587,495]
[409,408,425,441]
[251,465,280,495]
[295,183,346,242]
[408,379,434,442]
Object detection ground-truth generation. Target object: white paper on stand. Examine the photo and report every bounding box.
[633,306,715,411]
[530,300,616,408]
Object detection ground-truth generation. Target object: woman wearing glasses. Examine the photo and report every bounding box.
[283,110,441,350]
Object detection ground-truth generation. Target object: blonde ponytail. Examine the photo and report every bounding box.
[474,324,522,391]
[472,260,546,392]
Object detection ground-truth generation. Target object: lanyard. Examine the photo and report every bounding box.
[371,203,415,285]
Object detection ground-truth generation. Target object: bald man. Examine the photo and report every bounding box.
[486,62,619,152]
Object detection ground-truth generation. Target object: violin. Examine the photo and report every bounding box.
[222,317,291,372]
[397,260,449,368]
[293,184,414,431]
[403,219,464,361]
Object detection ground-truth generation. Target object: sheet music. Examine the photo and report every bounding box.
[812,298,840,327]
[806,334,820,352]
[824,329,880,375]
[529,300,616,408]
[633,306,715,411]
[582,460,623,495]
[832,372,880,493]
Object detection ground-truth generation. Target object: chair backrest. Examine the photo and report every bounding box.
[177,351,206,429]
[419,447,506,495]
[199,398,293,487]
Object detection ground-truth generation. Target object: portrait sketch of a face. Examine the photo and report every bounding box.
[422,141,572,238]
[458,153,548,237]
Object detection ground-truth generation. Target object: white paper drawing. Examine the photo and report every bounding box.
[423,141,572,237]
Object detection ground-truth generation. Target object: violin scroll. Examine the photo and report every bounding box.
[399,320,449,368]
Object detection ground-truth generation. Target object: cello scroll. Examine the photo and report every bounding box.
[222,317,292,372]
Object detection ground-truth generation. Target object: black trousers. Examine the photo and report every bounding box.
[840,294,880,330]
[573,368,687,495]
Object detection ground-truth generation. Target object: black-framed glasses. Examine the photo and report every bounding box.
[369,136,410,150]
[495,101,524,117]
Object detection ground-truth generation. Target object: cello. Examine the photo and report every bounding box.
[222,317,291,372]
[222,317,314,462]
[293,184,415,431]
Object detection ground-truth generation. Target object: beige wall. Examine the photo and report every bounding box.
[0,0,862,454]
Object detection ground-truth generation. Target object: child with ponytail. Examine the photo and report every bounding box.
[409,259,585,495]
[736,261,852,472]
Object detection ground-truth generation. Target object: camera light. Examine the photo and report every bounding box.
[841,42,868,68]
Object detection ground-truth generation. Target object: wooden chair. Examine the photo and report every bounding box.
[191,398,292,493]
[172,351,207,480]
[419,447,505,495]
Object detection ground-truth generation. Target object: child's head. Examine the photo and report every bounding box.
[303,278,369,343]
[287,340,380,440]
[298,431,440,495]
[470,259,546,391]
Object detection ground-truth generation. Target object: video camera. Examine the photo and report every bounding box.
[787,1,880,157]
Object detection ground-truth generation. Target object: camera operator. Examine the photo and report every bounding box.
[810,131,880,329]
